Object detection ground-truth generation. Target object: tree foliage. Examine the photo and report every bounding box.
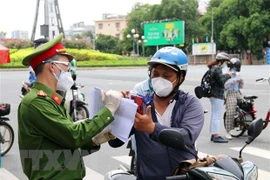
[95,34,122,55]
[201,0,270,59]
[124,0,205,55]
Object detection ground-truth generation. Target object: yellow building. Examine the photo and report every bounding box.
[94,14,128,40]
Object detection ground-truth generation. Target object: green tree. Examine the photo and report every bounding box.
[124,0,205,55]
[123,3,154,56]
[71,34,83,40]
[95,34,122,55]
[201,0,270,59]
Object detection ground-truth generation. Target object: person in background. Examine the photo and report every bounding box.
[109,47,204,179]
[28,38,49,87]
[224,58,244,140]
[207,52,234,143]
[18,33,123,180]
[70,58,77,81]
[28,66,36,86]
[128,74,153,173]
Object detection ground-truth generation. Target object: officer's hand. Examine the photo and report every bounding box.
[92,128,116,146]
[101,90,123,116]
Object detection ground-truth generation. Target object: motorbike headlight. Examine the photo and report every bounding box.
[207,172,237,180]
[247,166,258,180]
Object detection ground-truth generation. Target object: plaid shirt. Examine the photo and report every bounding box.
[210,65,231,99]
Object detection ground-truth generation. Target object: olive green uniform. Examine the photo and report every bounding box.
[18,82,113,180]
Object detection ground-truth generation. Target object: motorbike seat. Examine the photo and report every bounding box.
[71,84,78,90]
[243,96,258,100]
[0,103,11,116]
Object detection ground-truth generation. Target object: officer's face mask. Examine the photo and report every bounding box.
[151,77,176,97]
[52,62,74,92]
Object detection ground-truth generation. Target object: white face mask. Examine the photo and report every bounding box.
[151,77,176,97]
[53,64,74,92]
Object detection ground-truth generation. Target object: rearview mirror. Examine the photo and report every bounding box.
[246,119,263,144]
[158,129,190,153]
[194,86,204,99]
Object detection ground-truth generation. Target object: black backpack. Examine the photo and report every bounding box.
[195,68,214,99]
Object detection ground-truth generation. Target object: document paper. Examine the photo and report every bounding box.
[89,87,137,143]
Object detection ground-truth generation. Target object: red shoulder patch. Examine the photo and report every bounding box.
[52,93,61,105]
[37,90,47,97]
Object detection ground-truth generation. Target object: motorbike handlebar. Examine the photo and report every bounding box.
[166,174,188,180]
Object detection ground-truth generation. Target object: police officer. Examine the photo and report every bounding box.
[17,33,122,180]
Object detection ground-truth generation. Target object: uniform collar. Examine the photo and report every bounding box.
[32,82,64,104]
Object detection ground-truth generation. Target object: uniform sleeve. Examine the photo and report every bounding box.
[150,96,204,147]
[26,97,113,149]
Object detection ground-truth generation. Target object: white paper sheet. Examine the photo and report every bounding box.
[89,87,137,143]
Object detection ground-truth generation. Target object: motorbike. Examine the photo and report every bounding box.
[20,81,89,122]
[0,103,14,156]
[104,118,263,180]
[20,81,31,98]
[223,95,257,137]
[65,82,89,122]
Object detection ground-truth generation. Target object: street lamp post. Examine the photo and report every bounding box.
[131,29,136,55]
[127,29,136,56]
[142,36,147,57]
[134,33,139,56]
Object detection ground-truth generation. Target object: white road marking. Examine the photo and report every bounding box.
[0,168,20,180]
[230,146,270,160]
[84,166,104,180]
[112,155,131,165]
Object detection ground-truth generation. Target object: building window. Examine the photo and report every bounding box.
[98,24,103,29]
[50,3,54,12]
[116,34,120,38]
[51,17,54,26]
[115,23,120,28]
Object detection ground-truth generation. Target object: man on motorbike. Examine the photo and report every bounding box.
[18,33,123,180]
[109,47,205,180]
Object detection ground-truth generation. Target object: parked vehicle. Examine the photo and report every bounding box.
[20,81,31,98]
[224,77,270,137]
[0,103,14,156]
[65,83,89,122]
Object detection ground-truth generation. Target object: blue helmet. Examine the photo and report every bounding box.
[148,47,188,74]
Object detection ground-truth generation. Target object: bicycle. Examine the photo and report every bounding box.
[0,103,14,156]
[224,77,270,137]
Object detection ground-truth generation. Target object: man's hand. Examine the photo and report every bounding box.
[101,90,123,116]
[134,106,155,134]
[92,128,116,146]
